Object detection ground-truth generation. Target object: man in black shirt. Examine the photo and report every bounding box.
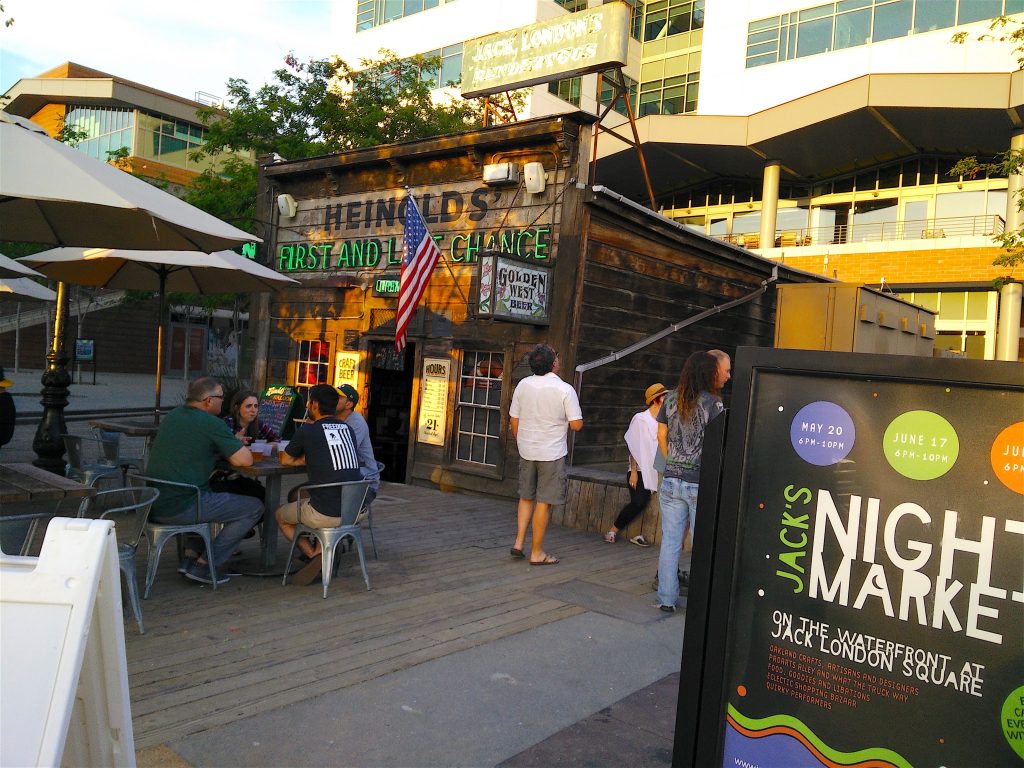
[0,369,15,451]
[275,384,361,584]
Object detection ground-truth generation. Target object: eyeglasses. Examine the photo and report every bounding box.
[207,394,224,401]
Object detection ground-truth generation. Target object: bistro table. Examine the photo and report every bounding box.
[236,456,306,570]
[88,418,159,467]
[0,463,97,554]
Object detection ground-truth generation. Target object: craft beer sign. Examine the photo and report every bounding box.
[680,349,1023,768]
[460,3,629,98]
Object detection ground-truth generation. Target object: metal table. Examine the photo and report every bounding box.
[88,418,159,467]
[236,458,306,569]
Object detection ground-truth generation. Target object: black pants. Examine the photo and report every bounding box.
[613,472,652,531]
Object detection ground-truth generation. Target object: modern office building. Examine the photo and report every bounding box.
[1,61,247,193]
[335,0,1024,360]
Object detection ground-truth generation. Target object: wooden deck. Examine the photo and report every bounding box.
[125,481,665,750]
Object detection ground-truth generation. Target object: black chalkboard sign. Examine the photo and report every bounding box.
[257,385,303,439]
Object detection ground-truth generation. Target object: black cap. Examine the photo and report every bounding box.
[337,383,359,406]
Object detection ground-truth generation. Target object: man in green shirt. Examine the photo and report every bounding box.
[146,377,262,585]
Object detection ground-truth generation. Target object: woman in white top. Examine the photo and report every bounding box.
[603,382,668,546]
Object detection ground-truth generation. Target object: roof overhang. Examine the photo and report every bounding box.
[594,71,1024,200]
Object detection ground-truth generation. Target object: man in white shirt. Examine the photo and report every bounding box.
[509,344,583,565]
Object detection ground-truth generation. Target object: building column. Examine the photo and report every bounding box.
[996,281,1022,361]
[1005,130,1024,232]
[759,160,780,249]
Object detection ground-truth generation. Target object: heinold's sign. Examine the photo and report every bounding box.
[678,348,1024,768]
[460,3,629,99]
[275,183,556,275]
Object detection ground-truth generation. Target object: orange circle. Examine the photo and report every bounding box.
[737,685,747,697]
[990,421,1024,495]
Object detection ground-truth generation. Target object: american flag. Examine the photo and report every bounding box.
[395,194,442,353]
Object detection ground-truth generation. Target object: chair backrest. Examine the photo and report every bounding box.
[93,429,124,464]
[128,473,203,523]
[78,486,160,549]
[63,434,119,471]
[299,480,371,526]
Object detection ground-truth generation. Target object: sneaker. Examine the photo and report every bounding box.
[177,556,196,575]
[659,604,676,613]
[183,561,230,586]
[603,530,617,543]
[629,535,650,547]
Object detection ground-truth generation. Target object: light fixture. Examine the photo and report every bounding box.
[482,162,520,186]
[277,193,297,218]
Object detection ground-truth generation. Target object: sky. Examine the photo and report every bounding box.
[0,0,340,102]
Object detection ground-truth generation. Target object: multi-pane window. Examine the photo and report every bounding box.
[455,351,504,467]
[136,113,213,172]
[548,76,583,106]
[556,0,589,11]
[644,0,705,41]
[419,44,464,87]
[63,106,133,161]
[600,73,638,116]
[296,340,331,389]
[638,71,698,116]
[747,0,1023,68]
[611,0,645,40]
[356,0,451,31]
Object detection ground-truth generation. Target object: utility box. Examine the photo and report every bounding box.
[774,283,935,356]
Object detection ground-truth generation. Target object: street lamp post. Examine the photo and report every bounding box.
[32,280,70,473]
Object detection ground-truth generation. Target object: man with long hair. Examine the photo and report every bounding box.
[654,350,728,612]
[509,344,583,565]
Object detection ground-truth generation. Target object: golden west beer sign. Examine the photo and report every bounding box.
[460,3,629,98]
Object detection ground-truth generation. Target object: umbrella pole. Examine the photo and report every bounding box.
[32,281,71,473]
[154,275,166,425]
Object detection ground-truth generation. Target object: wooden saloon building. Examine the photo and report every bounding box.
[254,112,823,517]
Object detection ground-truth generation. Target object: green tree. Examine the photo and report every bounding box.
[952,15,1024,285]
[197,49,485,160]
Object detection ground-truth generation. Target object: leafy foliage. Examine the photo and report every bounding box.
[197,49,485,159]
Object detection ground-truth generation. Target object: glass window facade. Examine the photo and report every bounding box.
[600,73,639,116]
[420,43,464,87]
[747,0,1020,67]
[357,0,449,31]
[555,0,588,11]
[63,105,133,162]
[638,70,699,116]
[455,351,504,467]
[549,76,583,106]
[135,113,213,173]
[644,0,704,41]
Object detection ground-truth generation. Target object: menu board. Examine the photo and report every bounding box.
[678,348,1023,768]
[417,357,450,446]
[257,385,303,439]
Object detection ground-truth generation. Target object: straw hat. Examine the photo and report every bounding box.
[644,382,669,405]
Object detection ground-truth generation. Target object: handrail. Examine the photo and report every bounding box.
[721,214,1005,249]
[0,289,128,335]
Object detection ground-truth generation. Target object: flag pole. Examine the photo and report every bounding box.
[404,188,471,308]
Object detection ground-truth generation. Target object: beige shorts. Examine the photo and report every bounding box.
[274,498,340,529]
[518,457,567,505]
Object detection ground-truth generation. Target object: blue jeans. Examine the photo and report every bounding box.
[156,491,263,568]
[657,477,699,607]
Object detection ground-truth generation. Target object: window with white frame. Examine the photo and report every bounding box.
[455,351,504,467]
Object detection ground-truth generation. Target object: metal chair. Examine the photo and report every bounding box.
[62,433,122,488]
[282,479,372,598]
[365,460,385,559]
[129,474,220,597]
[77,486,160,634]
[93,427,144,485]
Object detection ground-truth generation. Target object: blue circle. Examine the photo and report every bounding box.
[790,401,856,466]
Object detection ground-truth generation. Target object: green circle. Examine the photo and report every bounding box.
[883,410,959,480]
[1002,685,1024,761]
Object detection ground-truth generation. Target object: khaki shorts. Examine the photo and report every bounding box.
[518,457,567,505]
[274,498,340,529]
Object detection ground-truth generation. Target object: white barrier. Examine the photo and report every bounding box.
[1,518,135,767]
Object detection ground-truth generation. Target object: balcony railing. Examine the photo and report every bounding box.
[718,214,1005,249]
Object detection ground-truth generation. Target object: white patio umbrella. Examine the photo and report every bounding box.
[0,277,57,301]
[0,111,259,252]
[24,247,298,417]
[0,252,44,279]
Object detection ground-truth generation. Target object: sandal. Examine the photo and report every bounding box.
[510,547,525,559]
[529,554,559,566]
[603,530,617,543]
